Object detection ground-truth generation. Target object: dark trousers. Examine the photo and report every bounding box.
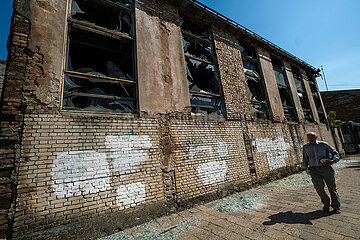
[310,166,340,210]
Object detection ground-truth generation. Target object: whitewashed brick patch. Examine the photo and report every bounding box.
[52,151,111,197]
[116,182,146,210]
[252,137,290,170]
[105,135,152,173]
[197,160,228,185]
[217,141,228,157]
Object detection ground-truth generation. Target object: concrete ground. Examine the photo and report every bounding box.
[99,156,360,240]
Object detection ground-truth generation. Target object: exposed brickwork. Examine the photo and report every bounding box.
[0,0,338,239]
[0,60,6,97]
[13,114,165,238]
[0,12,31,239]
[212,26,253,121]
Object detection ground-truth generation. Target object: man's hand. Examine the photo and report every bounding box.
[320,159,336,166]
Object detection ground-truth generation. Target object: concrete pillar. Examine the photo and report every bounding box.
[301,69,320,123]
[135,2,190,115]
[283,61,304,123]
[257,48,285,122]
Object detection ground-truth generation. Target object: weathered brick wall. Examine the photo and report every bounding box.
[0,60,6,97]
[0,12,31,239]
[0,0,339,239]
[170,119,250,202]
[212,26,253,121]
[13,114,165,238]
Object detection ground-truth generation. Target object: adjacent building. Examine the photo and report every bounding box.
[0,0,340,239]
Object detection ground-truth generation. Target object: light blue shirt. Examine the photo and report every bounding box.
[302,141,339,169]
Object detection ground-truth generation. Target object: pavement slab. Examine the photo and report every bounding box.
[98,156,360,240]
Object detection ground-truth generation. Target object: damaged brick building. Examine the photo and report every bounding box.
[0,0,341,239]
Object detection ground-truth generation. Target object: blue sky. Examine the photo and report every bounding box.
[0,0,359,91]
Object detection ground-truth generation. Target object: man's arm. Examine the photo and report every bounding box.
[302,146,309,169]
[325,143,339,165]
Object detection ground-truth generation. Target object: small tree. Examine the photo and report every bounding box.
[327,111,342,127]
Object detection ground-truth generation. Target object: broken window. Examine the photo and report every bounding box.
[63,0,136,113]
[307,73,327,123]
[180,15,224,117]
[239,43,269,119]
[271,57,297,121]
[71,0,133,35]
[291,66,314,123]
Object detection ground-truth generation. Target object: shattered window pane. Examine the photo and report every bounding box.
[183,37,213,62]
[64,1,136,114]
[67,28,134,80]
[274,70,286,86]
[190,95,223,117]
[294,78,304,92]
[313,95,323,111]
[63,74,136,113]
[71,0,133,35]
[180,16,211,40]
[240,42,269,120]
[251,103,269,120]
[239,44,257,60]
[298,92,310,109]
[283,106,297,121]
[247,77,266,102]
[186,57,220,95]
[181,15,224,117]
[271,58,283,72]
[278,86,292,106]
[304,110,314,123]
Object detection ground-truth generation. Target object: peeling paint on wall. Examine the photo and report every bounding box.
[197,160,228,185]
[116,182,146,210]
[51,151,111,197]
[105,135,152,173]
[252,137,290,170]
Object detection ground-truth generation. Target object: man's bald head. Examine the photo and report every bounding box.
[307,132,318,145]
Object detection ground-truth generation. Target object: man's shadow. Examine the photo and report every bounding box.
[263,210,332,225]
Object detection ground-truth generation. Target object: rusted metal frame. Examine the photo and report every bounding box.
[186,0,318,72]
[63,91,135,102]
[184,54,214,65]
[190,90,221,98]
[65,70,136,84]
[182,31,212,45]
[68,18,134,41]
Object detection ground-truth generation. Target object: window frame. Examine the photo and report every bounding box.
[239,42,270,120]
[271,56,298,122]
[179,14,225,117]
[61,0,138,115]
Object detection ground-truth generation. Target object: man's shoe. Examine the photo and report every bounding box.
[323,206,330,212]
[332,209,341,214]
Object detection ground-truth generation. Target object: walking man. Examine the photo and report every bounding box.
[302,132,341,213]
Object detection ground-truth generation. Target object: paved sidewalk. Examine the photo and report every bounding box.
[100,157,360,240]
